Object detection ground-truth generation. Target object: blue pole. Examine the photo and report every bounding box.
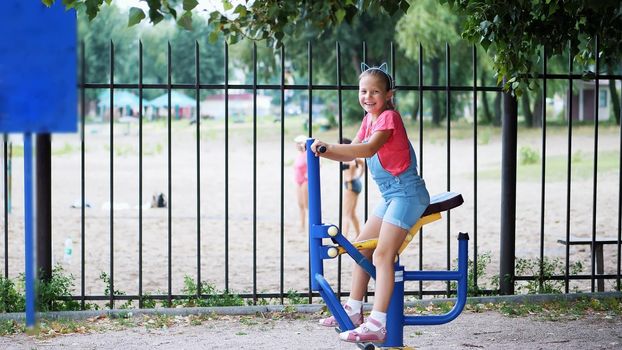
[306,139,323,291]
[384,264,405,347]
[24,133,35,327]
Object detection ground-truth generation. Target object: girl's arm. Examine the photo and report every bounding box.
[310,130,391,162]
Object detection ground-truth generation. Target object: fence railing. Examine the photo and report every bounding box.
[1,39,621,309]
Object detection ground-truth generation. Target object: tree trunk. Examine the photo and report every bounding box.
[412,93,420,122]
[430,58,441,126]
[521,93,534,127]
[480,75,492,124]
[532,93,544,128]
[608,67,620,125]
[493,93,502,126]
[481,93,492,124]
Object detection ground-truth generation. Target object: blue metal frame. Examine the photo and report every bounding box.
[306,139,469,348]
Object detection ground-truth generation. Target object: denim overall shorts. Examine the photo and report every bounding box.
[368,145,430,230]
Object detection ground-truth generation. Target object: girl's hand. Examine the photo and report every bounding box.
[310,139,328,157]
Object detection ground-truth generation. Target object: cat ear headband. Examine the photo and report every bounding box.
[360,62,394,89]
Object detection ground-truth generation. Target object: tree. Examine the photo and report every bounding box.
[396,0,464,126]
[443,0,622,98]
[45,0,410,45]
[50,0,622,124]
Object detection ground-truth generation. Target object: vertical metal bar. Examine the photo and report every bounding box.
[195,40,202,298]
[564,47,574,293]
[418,43,424,298]
[500,78,518,295]
[108,40,115,309]
[80,40,86,309]
[279,45,285,304]
[307,41,313,303]
[445,43,451,296]
[362,41,369,303]
[138,40,144,307]
[336,41,343,298]
[472,45,479,289]
[23,133,35,327]
[390,42,396,99]
[252,42,258,304]
[590,36,600,292]
[539,48,548,291]
[35,142,51,283]
[362,42,368,227]
[3,134,7,279]
[307,42,313,137]
[167,41,173,306]
[224,42,230,292]
[618,66,622,291]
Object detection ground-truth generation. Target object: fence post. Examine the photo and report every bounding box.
[36,133,52,282]
[500,82,517,295]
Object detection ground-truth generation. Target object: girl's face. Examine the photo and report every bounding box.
[358,74,392,118]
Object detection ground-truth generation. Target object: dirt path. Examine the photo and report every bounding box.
[2,308,620,350]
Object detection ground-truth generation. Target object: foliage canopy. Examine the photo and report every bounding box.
[46,0,622,96]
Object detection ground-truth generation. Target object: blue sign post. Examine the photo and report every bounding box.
[0,2,77,327]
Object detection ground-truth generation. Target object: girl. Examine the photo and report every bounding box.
[312,63,429,343]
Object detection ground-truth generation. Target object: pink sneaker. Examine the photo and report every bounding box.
[318,304,363,327]
[338,317,386,343]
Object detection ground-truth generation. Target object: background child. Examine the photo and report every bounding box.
[312,63,429,344]
[340,137,364,239]
[293,135,308,232]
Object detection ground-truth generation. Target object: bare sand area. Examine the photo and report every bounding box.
[1,120,620,300]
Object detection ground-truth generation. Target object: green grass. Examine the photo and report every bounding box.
[408,297,622,322]
[476,150,619,182]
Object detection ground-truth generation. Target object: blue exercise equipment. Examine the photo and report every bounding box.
[306,139,469,349]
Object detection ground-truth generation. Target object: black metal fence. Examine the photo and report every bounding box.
[1,39,621,309]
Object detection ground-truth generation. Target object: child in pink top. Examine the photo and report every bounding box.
[293,135,308,232]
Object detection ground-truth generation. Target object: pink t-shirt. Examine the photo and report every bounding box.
[356,110,411,176]
[293,151,307,185]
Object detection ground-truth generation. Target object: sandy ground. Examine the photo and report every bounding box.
[1,308,621,350]
[1,120,621,300]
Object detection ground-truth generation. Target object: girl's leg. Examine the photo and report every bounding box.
[344,190,362,238]
[297,184,307,231]
[370,221,408,312]
[349,215,383,301]
[350,193,361,236]
[338,220,408,343]
[342,190,355,237]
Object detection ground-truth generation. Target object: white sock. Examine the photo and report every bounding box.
[345,298,363,315]
[368,310,387,330]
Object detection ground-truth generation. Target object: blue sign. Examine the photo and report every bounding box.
[0,1,77,132]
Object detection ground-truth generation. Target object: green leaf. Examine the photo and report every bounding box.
[183,0,199,11]
[148,9,165,25]
[335,9,346,23]
[42,0,54,7]
[85,4,99,21]
[61,0,79,9]
[128,7,146,27]
[223,0,233,11]
[208,30,219,44]
[177,11,193,31]
[480,38,491,51]
[234,4,247,17]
